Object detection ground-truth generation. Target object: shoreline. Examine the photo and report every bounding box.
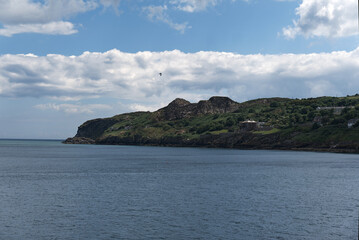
[63,137,359,154]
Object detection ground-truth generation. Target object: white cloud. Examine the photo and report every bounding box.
[0,0,123,36]
[170,0,218,12]
[170,0,241,12]
[0,0,97,25]
[1,48,359,110]
[0,21,77,37]
[129,103,163,112]
[100,0,121,8]
[283,0,358,39]
[143,5,190,33]
[35,103,112,114]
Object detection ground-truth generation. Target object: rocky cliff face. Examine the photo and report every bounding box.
[156,96,240,121]
[75,118,118,139]
[196,96,240,115]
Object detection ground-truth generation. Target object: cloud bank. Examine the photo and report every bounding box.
[283,0,358,38]
[1,49,359,111]
[34,103,112,114]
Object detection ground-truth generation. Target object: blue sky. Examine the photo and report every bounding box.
[0,0,359,139]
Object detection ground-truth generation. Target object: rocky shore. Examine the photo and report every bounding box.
[63,131,359,153]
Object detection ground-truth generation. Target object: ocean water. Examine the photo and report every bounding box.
[0,139,358,240]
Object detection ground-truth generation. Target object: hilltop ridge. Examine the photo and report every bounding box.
[155,96,240,121]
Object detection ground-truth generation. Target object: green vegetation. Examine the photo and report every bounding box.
[69,94,359,152]
[254,128,280,135]
[102,96,359,139]
[104,112,239,139]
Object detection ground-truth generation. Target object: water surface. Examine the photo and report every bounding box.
[0,139,358,239]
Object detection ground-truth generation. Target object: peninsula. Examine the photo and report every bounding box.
[64,95,359,153]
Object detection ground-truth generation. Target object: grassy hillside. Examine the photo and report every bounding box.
[65,95,359,152]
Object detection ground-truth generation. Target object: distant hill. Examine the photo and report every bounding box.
[64,95,359,153]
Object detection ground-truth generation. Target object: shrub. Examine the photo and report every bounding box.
[300,108,308,114]
[270,102,279,108]
[330,118,345,125]
[237,115,245,121]
[162,124,171,131]
[196,124,211,134]
[307,111,315,120]
[210,122,224,131]
[225,117,235,127]
[312,122,321,130]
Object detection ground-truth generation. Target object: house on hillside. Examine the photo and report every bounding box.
[240,120,268,131]
[347,119,359,128]
[240,120,258,131]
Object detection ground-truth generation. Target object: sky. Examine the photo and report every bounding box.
[1,0,359,139]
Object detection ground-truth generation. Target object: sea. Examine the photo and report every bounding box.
[0,139,358,240]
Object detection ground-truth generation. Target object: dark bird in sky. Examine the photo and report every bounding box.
[159,73,162,76]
